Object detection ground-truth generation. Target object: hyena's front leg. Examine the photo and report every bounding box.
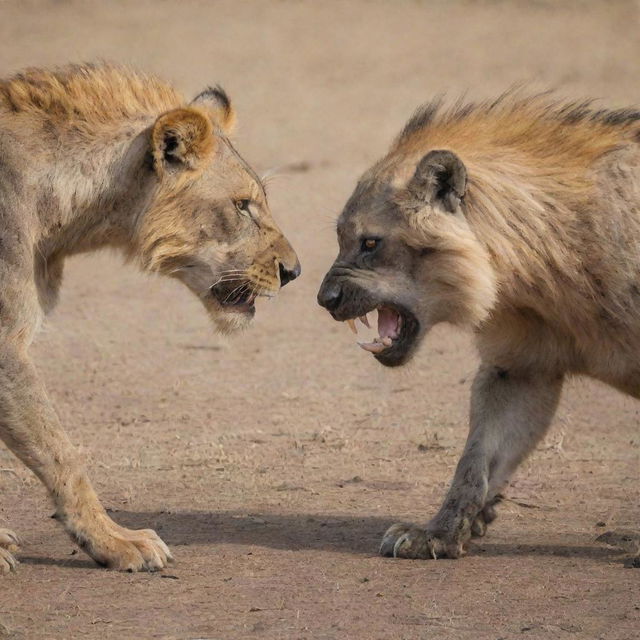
[381,365,564,559]
[0,344,172,572]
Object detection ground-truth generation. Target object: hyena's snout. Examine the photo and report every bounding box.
[317,271,343,313]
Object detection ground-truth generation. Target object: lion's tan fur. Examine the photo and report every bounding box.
[0,63,298,574]
[0,64,183,128]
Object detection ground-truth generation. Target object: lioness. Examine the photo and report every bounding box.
[318,93,639,559]
[0,63,299,573]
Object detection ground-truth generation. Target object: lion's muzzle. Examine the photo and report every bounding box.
[279,260,301,287]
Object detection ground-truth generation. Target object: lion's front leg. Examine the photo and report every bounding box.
[381,365,564,559]
[52,469,173,571]
[0,344,172,572]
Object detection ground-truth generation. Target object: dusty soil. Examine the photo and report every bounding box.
[0,1,639,638]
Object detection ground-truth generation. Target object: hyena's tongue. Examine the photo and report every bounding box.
[377,307,401,340]
[357,307,401,354]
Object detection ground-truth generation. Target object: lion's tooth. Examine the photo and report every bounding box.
[381,337,393,346]
[359,314,371,328]
[346,318,357,334]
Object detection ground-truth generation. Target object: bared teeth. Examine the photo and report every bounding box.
[348,310,397,355]
[358,335,393,354]
[358,341,387,354]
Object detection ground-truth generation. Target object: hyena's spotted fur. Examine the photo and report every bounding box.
[319,92,640,559]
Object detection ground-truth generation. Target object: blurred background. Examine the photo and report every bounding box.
[0,2,638,639]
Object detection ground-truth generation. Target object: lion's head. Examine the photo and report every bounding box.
[318,149,497,366]
[136,88,300,333]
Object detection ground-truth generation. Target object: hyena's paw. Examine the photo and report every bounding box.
[380,523,464,560]
[471,502,498,538]
[75,519,173,572]
[0,529,20,574]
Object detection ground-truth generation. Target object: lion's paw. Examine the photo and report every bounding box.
[102,528,173,572]
[77,521,173,572]
[0,546,18,574]
[0,528,19,551]
[380,523,464,560]
[0,529,19,575]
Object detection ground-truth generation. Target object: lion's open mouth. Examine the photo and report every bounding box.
[210,281,257,313]
[343,304,420,367]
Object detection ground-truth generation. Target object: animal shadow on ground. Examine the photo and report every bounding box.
[119,510,622,561]
[19,510,626,570]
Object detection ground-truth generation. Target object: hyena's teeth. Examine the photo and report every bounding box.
[358,335,393,354]
[358,341,387,354]
[359,314,371,328]
[346,318,357,334]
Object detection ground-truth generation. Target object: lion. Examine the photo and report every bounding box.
[318,92,640,560]
[0,63,299,574]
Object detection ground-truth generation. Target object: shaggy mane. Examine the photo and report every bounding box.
[396,89,640,146]
[390,91,640,186]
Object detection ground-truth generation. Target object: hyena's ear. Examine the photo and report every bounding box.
[151,107,215,175]
[408,149,466,213]
[191,85,237,134]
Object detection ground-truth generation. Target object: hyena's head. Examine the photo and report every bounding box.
[137,88,300,333]
[318,149,497,366]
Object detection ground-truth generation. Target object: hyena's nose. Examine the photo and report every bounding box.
[317,277,343,312]
[279,260,301,287]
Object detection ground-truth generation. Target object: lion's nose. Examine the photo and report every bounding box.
[317,278,343,312]
[279,261,301,287]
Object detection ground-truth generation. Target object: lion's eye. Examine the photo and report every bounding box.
[235,199,251,215]
[361,237,380,253]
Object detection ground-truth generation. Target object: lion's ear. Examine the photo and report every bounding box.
[151,107,215,175]
[408,149,466,213]
[191,85,237,134]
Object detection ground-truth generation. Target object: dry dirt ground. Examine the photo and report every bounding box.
[0,1,639,639]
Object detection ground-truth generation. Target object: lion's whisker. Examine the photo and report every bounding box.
[217,269,247,275]
[223,281,250,303]
[210,273,248,287]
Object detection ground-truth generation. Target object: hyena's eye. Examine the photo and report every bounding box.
[235,199,251,215]
[361,237,381,253]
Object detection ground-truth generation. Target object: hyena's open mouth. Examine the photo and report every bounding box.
[343,305,420,367]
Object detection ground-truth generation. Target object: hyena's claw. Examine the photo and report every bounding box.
[380,523,414,557]
[471,514,488,538]
[471,499,500,538]
[380,522,463,560]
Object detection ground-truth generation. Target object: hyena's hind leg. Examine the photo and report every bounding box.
[381,366,564,559]
[0,528,19,574]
